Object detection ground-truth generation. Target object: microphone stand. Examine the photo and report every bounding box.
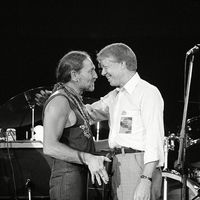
[24,92,36,141]
[163,136,169,200]
[163,133,178,200]
[30,104,35,141]
[96,122,100,141]
[176,54,194,200]
[25,178,32,200]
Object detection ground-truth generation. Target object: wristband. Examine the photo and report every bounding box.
[140,175,152,182]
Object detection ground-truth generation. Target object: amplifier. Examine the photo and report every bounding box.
[0,140,112,200]
[0,141,52,199]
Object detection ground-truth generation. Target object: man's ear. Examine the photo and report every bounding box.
[121,61,126,68]
[70,70,80,82]
[121,61,126,69]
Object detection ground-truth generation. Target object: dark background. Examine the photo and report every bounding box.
[1,0,200,138]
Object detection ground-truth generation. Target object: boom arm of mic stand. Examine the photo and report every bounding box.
[176,55,194,200]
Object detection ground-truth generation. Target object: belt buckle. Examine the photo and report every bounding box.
[106,150,116,159]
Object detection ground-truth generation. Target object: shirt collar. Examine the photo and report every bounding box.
[121,72,141,94]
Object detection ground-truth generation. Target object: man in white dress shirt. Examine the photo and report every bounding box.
[87,43,165,200]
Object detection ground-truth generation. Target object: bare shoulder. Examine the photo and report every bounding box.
[45,91,71,116]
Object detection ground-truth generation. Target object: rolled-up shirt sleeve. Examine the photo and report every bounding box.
[88,90,117,121]
[141,87,165,167]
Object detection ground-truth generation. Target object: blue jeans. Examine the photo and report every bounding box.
[49,161,88,200]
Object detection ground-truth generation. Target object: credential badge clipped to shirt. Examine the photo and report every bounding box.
[121,110,127,115]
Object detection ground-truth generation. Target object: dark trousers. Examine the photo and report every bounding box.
[49,162,88,200]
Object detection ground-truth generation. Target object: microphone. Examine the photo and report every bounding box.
[186,44,200,55]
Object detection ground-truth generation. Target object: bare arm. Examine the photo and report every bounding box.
[43,95,111,185]
[43,95,80,162]
[133,161,158,200]
[85,102,109,123]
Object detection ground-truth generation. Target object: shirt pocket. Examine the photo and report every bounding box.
[119,110,143,134]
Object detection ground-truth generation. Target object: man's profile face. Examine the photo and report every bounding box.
[78,58,98,92]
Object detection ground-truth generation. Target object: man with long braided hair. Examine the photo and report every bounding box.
[42,51,111,200]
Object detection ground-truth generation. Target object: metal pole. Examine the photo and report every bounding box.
[163,136,169,200]
[96,122,100,141]
[31,106,35,141]
[26,179,32,200]
[177,55,194,200]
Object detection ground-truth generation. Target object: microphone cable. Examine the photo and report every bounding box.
[5,132,18,199]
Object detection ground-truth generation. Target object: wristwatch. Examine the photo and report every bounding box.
[140,175,152,182]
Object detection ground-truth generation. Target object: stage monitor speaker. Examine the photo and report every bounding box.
[0,141,52,200]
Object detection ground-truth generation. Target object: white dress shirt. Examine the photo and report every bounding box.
[91,73,165,166]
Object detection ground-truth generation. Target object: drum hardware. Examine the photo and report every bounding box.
[187,115,200,124]
[96,122,100,141]
[163,134,176,200]
[161,171,200,200]
[166,133,180,151]
[0,85,53,129]
[0,128,17,142]
[6,128,17,141]
[91,120,109,141]
[189,168,200,184]
[167,132,199,149]
[0,86,52,199]
[25,178,32,200]
[163,131,200,199]
[193,166,200,200]
[0,128,6,141]
[24,91,37,141]
[186,115,200,141]
[186,115,200,169]
[181,135,199,149]
[189,138,200,146]
[163,134,181,200]
[191,162,200,170]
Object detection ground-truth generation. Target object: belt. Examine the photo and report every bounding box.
[113,147,144,155]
